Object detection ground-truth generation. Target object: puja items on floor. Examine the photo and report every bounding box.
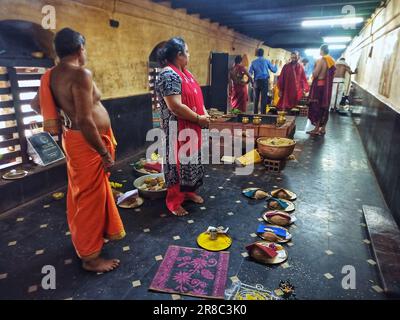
[133,158,162,175]
[257,224,292,243]
[242,188,269,200]
[197,226,232,251]
[246,241,288,265]
[112,188,123,202]
[236,149,262,166]
[52,192,65,200]
[269,188,297,201]
[265,196,295,213]
[133,173,167,199]
[138,176,166,191]
[225,281,281,300]
[276,280,296,300]
[116,189,144,209]
[110,181,123,189]
[263,211,296,227]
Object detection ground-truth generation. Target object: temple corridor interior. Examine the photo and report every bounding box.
[0,0,399,302]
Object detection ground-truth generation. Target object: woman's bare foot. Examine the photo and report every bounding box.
[185,194,204,204]
[171,206,189,216]
[82,257,120,273]
[319,127,326,135]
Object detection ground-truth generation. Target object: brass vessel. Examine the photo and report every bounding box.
[242,117,250,124]
[253,116,262,125]
[276,111,286,127]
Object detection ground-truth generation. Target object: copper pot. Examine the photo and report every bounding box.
[257,138,296,160]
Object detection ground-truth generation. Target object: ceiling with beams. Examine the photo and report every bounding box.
[153,0,383,52]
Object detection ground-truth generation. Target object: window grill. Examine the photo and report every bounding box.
[0,59,53,172]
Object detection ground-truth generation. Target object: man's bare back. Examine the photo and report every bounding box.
[313,58,328,80]
[334,64,348,79]
[50,63,111,134]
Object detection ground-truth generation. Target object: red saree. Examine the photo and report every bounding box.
[230,65,249,113]
[165,64,206,212]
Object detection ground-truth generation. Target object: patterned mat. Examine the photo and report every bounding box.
[150,245,230,299]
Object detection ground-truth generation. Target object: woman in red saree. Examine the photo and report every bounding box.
[229,55,253,113]
[156,37,211,216]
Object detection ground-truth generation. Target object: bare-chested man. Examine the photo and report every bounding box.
[330,58,352,111]
[32,28,125,273]
[307,44,336,135]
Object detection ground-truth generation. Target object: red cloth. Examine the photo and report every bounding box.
[277,62,309,111]
[166,184,198,212]
[308,56,336,126]
[230,65,249,112]
[166,64,205,212]
[144,162,162,173]
[168,64,205,154]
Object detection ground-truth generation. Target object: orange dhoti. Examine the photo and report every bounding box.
[62,128,125,259]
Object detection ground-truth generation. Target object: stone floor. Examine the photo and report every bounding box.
[0,113,389,300]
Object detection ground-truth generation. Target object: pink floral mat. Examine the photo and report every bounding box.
[149,245,230,299]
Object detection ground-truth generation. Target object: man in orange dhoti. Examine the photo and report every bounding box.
[32,28,125,273]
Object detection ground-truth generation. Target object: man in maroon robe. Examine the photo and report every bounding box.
[277,52,309,111]
[307,44,336,135]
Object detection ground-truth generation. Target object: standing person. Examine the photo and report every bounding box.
[229,55,254,113]
[301,58,312,80]
[307,44,336,136]
[277,52,309,111]
[32,28,125,273]
[156,37,210,217]
[330,57,352,112]
[249,48,278,114]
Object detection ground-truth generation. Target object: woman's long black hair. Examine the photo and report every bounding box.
[157,37,186,67]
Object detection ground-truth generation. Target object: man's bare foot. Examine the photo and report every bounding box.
[306,129,319,135]
[82,257,120,273]
[171,206,189,216]
[185,194,204,204]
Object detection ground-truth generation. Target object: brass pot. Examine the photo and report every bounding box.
[253,116,262,125]
[277,111,287,126]
[242,117,250,124]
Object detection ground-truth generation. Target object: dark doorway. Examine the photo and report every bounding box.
[209,52,229,113]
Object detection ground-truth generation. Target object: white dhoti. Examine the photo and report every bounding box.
[330,78,345,110]
[343,72,351,97]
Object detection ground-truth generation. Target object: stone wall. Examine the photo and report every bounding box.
[344,0,400,112]
[1,0,291,100]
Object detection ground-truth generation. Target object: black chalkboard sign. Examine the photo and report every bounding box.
[27,132,65,166]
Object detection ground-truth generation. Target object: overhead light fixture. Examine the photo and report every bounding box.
[302,17,364,28]
[323,36,352,43]
[329,44,347,50]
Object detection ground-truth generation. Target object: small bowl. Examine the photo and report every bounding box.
[133,173,167,199]
[242,117,250,124]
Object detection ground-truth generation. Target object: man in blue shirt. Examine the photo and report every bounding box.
[249,48,278,114]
